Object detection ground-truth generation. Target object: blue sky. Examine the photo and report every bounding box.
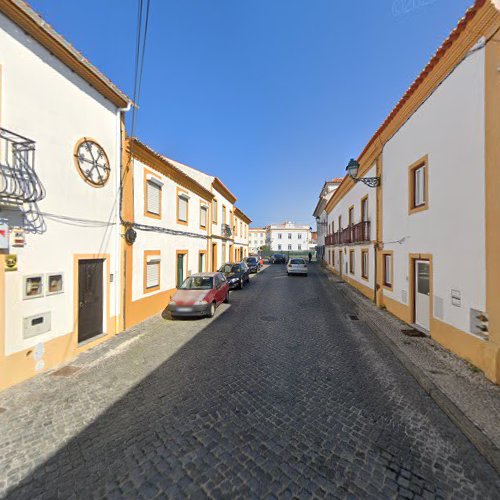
[30,0,472,227]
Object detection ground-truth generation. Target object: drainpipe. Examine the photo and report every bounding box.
[116,102,132,333]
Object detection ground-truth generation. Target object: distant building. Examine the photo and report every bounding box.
[266,222,311,253]
[249,228,266,254]
[312,179,342,262]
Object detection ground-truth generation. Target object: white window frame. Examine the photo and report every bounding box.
[414,166,426,207]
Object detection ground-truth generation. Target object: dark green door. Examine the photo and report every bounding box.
[177,253,185,286]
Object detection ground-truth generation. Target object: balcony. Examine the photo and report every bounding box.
[221,223,232,238]
[0,127,44,204]
[325,221,371,246]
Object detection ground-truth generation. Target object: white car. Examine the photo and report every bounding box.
[287,258,308,276]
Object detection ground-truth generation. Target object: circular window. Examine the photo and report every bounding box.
[74,138,110,187]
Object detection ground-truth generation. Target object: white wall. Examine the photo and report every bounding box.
[0,13,122,355]
[269,229,310,251]
[325,166,377,290]
[382,43,486,334]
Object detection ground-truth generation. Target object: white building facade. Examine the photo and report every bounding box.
[266,222,311,253]
[317,0,500,384]
[0,0,130,390]
[249,228,266,254]
[312,179,341,261]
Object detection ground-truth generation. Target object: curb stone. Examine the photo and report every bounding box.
[319,265,500,476]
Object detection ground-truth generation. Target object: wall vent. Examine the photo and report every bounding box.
[434,297,444,320]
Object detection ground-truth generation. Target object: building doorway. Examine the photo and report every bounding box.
[414,260,430,331]
[78,259,104,343]
[177,252,187,287]
[212,243,217,272]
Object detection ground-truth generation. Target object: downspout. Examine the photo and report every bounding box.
[116,102,132,333]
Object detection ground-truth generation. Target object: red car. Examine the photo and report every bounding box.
[167,272,229,318]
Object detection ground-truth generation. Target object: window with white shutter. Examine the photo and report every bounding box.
[200,206,208,228]
[146,180,161,215]
[145,257,160,290]
[178,194,188,223]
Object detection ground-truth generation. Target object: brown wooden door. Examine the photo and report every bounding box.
[78,259,104,343]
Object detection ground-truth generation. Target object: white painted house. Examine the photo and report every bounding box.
[317,0,500,383]
[312,178,342,261]
[0,0,131,389]
[266,222,311,253]
[249,228,266,254]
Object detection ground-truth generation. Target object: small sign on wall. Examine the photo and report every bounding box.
[451,289,462,307]
[11,227,25,247]
[4,254,17,272]
[0,223,9,250]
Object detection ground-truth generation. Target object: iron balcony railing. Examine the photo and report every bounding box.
[0,127,44,204]
[221,223,232,238]
[325,221,371,246]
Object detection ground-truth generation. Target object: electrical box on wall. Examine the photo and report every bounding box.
[23,312,51,339]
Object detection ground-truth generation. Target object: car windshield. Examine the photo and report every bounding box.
[290,259,305,265]
[180,276,213,290]
[246,258,257,264]
[220,264,239,273]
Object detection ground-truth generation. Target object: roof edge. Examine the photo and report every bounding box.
[1,0,130,108]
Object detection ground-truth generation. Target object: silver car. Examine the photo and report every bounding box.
[287,258,308,276]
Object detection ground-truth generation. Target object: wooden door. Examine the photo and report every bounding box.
[78,259,104,343]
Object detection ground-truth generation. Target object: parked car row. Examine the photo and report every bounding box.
[269,254,287,264]
[167,256,262,319]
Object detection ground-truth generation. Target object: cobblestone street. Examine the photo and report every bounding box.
[1,264,499,499]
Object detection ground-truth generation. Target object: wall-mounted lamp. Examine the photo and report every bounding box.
[346,159,380,188]
[315,217,328,227]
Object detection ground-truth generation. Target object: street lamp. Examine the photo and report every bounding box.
[345,158,380,188]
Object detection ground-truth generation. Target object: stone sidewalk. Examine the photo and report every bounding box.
[323,267,500,474]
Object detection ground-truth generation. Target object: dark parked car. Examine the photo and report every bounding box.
[245,256,261,273]
[271,254,287,264]
[219,262,250,289]
[167,272,229,318]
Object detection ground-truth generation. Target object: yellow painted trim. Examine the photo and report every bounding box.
[431,316,500,383]
[176,250,189,287]
[361,248,369,281]
[143,167,162,220]
[212,198,218,224]
[0,1,129,107]
[381,250,394,291]
[408,155,429,215]
[176,187,189,226]
[198,250,207,273]
[325,2,500,217]
[383,295,413,325]
[484,14,500,383]
[143,250,161,294]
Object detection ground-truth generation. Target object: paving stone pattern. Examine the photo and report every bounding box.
[0,264,499,499]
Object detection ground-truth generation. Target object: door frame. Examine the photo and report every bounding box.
[176,250,188,287]
[409,253,433,331]
[74,254,110,346]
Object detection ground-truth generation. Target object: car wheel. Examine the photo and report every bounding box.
[208,302,216,318]
[224,292,230,303]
